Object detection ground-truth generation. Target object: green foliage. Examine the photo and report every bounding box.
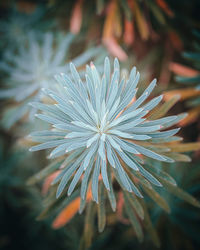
[151,161,200,248]
[176,31,200,108]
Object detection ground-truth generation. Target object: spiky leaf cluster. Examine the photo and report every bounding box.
[0,32,103,129]
[29,57,189,205]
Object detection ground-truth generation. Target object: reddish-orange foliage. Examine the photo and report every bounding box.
[52,189,93,229]
[134,0,149,41]
[42,171,61,195]
[164,88,200,101]
[123,19,134,46]
[103,37,128,61]
[70,0,83,34]
[156,0,174,17]
[168,31,183,51]
[102,0,128,61]
[117,192,130,224]
[179,107,200,126]
[17,1,36,13]
[169,62,200,77]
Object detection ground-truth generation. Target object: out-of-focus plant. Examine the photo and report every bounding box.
[0,4,50,50]
[47,0,184,87]
[0,139,24,202]
[0,31,103,130]
[164,31,200,126]
[27,58,200,248]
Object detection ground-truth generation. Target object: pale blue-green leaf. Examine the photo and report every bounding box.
[112,149,132,192]
[134,161,162,186]
[87,133,100,148]
[118,87,138,115]
[98,139,106,161]
[90,62,101,87]
[30,130,66,137]
[53,123,86,132]
[43,32,53,64]
[56,151,87,198]
[160,155,174,163]
[112,79,123,106]
[70,62,81,84]
[65,141,87,153]
[105,141,115,168]
[119,108,144,124]
[106,69,119,109]
[117,151,139,171]
[128,179,143,198]
[86,99,98,124]
[55,103,82,121]
[109,129,134,139]
[163,113,187,128]
[114,57,120,72]
[101,160,110,190]
[107,166,116,211]
[60,149,84,169]
[121,70,139,101]
[108,107,143,128]
[16,83,39,102]
[128,79,157,112]
[132,143,167,161]
[80,160,93,200]
[139,116,177,127]
[92,156,101,203]
[116,118,145,131]
[106,135,122,152]
[72,121,97,132]
[35,114,64,125]
[30,102,68,121]
[66,131,94,139]
[147,128,180,138]
[113,137,139,154]
[142,95,163,111]
[29,139,68,152]
[69,99,95,126]
[68,162,85,195]
[0,88,19,99]
[49,142,70,158]
[104,57,111,97]
[146,164,177,186]
[132,134,152,140]
[130,125,161,133]
[52,33,74,66]
[86,74,96,109]
[82,142,98,170]
[100,75,106,103]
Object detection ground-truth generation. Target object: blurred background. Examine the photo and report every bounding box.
[0,0,200,249]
